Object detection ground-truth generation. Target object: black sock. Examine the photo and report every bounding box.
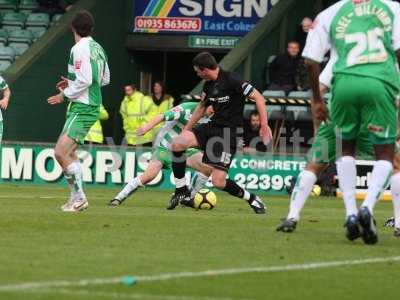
[223,179,245,199]
[172,150,187,191]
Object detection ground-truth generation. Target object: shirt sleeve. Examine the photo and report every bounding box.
[302,12,331,63]
[0,76,8,90]
[101,62,110,87]
[230,73,255,98]
[392,2,400,51]
[163,105,186,121]
[64,46,93,99]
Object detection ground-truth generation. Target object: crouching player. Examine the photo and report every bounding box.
[109,102,213,207]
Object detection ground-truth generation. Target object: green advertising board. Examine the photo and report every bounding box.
[0,144,307,195]
[188,35,241,49]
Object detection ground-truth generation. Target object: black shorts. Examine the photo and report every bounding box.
[192,122,241,171]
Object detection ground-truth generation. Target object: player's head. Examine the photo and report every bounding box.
[205,105,215,117]
[71,10,94,38]
[287,41,300,57]
[124,84,136,96]
[193,52,219,81]
[249,111,261,130]
[301,17,313,33]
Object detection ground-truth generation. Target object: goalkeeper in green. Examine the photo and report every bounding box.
[109,102,212,207]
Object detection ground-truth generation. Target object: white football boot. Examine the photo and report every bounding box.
[61,194,88,212]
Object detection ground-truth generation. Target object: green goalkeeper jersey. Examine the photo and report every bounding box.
[65,37,110,107]
[154,102,198,150]
[303,0,400,91]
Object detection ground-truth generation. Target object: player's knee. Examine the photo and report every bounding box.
[54,146,64,163]
[171,136,187,152]
[211,175,226,189]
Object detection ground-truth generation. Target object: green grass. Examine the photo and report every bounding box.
[0,184,399,300]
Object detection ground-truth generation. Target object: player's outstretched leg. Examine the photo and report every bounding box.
[277,168,318,233]
[109,177,143,207]
[212,169,265,214]
[109,160,162,207]
[184,153,212,207]
[179,171,209,208]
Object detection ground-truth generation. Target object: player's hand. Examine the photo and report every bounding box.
[47,92,64,105]
[136,125,149,136]
[260,124,272,145]
[56,76,68,91]
[312,100,329,122]
[0,98,9,110]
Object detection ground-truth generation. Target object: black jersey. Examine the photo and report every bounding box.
[202,69,255,127]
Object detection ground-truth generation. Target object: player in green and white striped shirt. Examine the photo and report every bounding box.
[109,102,213,207]
[47,10,110,212]
[0,75,11,143]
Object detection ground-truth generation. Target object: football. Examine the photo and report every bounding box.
[311,184,322,197]
[193,189,217,210]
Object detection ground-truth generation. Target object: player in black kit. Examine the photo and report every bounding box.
[168,52,272,213]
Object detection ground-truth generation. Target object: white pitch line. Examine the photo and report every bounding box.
[24,288,239,300]
[0,256,399,293]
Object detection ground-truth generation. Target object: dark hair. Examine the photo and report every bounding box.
[71,10,94,37]
[192,52,218,70]
[124,84,136,90]
[249,110,259,118]
[287,40,300,47]
[152,81,167,105]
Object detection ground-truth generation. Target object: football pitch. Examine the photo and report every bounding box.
[0,184,399,300]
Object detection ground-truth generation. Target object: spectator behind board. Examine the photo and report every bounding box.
[268,41,301,95]
[243,110,268,154]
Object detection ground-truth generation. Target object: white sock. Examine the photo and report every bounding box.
[287,170,317,221]
[362,160,393,214]
[115,177,143,201]
[64,161,85,201]
[243,190,251,201]
[336,156,358,217]
[174,177,186,189]
[390,173,400,229]
[190,172,209,198]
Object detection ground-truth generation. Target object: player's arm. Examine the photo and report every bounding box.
[48,47,92,105]
[184,99,207,131]
[302,13,331,122]
[0,87,11,110]
[137,114,164,136]
[63,47,92,100]
[248,89,272,145]
[138,104,188,135]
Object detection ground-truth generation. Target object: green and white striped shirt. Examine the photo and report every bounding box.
[0,75,9,121]
[154,102,198,150]
[65,36,110,106]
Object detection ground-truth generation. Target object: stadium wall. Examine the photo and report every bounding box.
[2,0,135,143]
